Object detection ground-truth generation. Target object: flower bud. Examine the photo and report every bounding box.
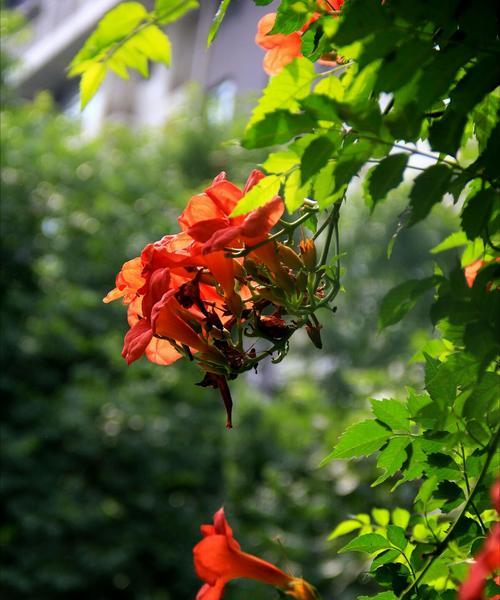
[306,320,323,349]
[299,239,317,271]
[277,243,304,271]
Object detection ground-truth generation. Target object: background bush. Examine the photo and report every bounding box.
[1,89,456,598]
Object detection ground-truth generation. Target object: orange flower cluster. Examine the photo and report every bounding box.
[255,1,344,75]
[459,481,500,600]
[194,508,317,600]
[105,170,324,427]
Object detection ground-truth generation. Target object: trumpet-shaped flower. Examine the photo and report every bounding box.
[194,508,317,599]
[255,2,344,75]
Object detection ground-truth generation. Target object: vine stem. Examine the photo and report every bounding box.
[314,202,341,289]
[398,426,500,599]
[225,210,316,258]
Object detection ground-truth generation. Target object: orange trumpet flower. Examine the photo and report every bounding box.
[194,508,317,599]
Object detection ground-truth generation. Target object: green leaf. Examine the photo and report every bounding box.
[386,525,407,550]
[313,162,336,207]
[379,276,440,329]
[462,372,500,419]
[339,533,391,555]
[375,39,432,94]
[461,187,498,241]
[430,231,468,254]
[262,150,299,174]
[331,138,376,196]
[300,135,337,184]
[331,0,390,47]
[409,164,453,225]
[284,170,311,213]
[270,0,310,35]
[246,58,315,129]
[372,508,390,527]
[207,0,231,46]
[370,399,410,431]
[242,110,315,149]
[80,63,106,109]
[321,419,391,463]
[129,25,171,65]
[472,89,500,152]
[328,519,363,540]
[154,0,198,25]
[372,436,410,486]
[366,153,408,210]
[230,175,281,217]
[69,2,148,72]
[370,549,401,572]
[392,508,410,530]
[429,55,500,155]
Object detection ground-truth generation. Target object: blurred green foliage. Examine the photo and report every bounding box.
[1,87,455,598]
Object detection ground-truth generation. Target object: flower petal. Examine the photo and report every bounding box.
[179,194,226,231]
[196,580,226,600]
[240,196,284,239]
[187,218,230,243]
[263,39,302,76]
[205,181,243,216]
[145,337,182,365]
[122,319,153,365]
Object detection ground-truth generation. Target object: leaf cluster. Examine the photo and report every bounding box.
[69,0,198,108]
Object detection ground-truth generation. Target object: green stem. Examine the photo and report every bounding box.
[226,210,316,258]
[459,442,487,535]
[314,203,340,288]
[399,426,500,599]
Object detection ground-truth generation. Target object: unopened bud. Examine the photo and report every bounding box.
[306,320,323,349]
[277,243,304,271]
[299,239,317,271]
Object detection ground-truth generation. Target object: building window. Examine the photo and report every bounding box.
[208,79,237,123]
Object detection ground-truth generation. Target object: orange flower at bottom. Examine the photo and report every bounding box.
[194,508,317,600]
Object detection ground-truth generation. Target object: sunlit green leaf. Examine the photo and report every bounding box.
[230,175,282,217]
[372,436,410,486]
[386,525,407,550]
[246,58,315,129]
[322,419,391,463]
[243,110,315,149]
[80,63,106,109]
[284,170,310,213]
[328,519,363,540]
[370,398,410,431]
[154,0,198,25]
[339,533,391,555]
[262,150,300,174]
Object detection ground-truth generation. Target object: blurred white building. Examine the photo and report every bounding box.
[7,0,270,129]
